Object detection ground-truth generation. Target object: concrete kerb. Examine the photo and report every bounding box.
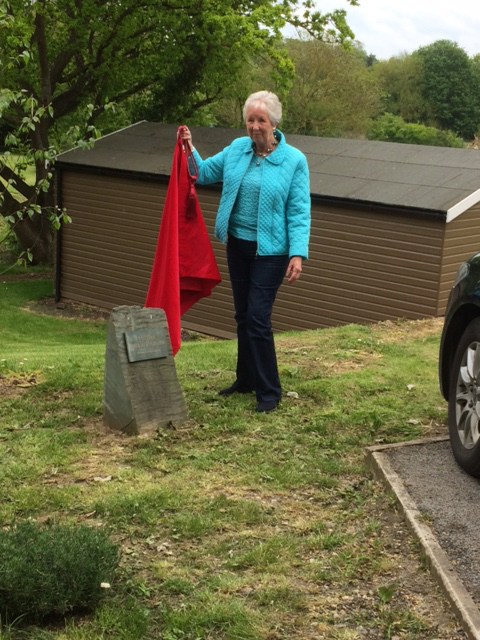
[366,437,480,640]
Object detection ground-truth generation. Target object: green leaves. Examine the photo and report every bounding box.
[415,40,480,138]
[367,113,465,148]
[373,40,480,140]
[377,584,395,604]
[282,39,381,137]
[1,0,356,262]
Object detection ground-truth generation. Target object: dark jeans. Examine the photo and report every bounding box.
[226,234,289,403]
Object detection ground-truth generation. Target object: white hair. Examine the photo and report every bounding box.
[243,91,282,127]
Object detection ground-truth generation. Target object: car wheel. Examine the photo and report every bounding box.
[448,316,480,477]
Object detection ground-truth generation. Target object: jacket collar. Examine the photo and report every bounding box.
[243,129,286,165]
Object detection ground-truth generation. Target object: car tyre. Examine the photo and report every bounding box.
[448,316,480,477]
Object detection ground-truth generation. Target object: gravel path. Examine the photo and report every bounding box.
[387,440,480,606]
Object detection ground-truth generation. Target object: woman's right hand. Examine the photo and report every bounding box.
[179,126,193,152]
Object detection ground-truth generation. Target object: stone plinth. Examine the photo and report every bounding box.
[103,306,187,435]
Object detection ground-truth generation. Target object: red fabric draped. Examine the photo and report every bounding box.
[145,130,221,355]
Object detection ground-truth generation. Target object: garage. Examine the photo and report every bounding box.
[55,121,480,338]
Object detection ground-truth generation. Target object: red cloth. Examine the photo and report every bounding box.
[145,131,221,355]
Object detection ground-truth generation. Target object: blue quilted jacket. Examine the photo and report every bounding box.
[192,131,310,259]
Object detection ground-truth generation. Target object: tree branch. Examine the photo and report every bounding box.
[0,187,22,216]
[51,77,88,118]
[59,22,156,88]
[2,111,23,127]
[60,53,88,84]
[100,80,153,107]
[34,10,52,105]
[94,4,152,67]
[50,48,76,88]
[0,165,35,200]
[113,32,158,61]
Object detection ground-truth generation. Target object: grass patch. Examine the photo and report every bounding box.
[0,280,459,639]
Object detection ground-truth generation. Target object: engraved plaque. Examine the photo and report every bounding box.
[124,327,168,363]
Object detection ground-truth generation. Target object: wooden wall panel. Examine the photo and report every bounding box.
[60,172,161,309]
[60,171,236,337]
[272,204,443,330]
[60,170,445,339]
[438,204,480,315]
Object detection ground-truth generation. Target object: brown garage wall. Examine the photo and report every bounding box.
[59,169,445,339]
[60,171,162,308]
[184,200,445,335]
[59,170,235,336]
[437,203,480,315]
[292,203,443,328]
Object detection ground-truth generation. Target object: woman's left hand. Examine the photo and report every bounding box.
[179,126,193,152]
[286,256,302,284]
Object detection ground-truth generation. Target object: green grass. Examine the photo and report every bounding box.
[0,153,36,201]
[0,279,460,639]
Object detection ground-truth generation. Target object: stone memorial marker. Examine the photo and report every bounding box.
[103,306,187,434]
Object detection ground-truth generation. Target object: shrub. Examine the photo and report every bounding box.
[0,521,120,624]
[367,113,465,148]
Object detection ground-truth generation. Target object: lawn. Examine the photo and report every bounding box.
[0,279,464,639]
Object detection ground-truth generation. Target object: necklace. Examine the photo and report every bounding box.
[253,139,278,158]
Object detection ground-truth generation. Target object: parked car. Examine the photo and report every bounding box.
[439,252,480,477]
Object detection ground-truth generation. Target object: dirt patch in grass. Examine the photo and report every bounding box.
[279,340,381,379]
[25,296,220,344]
[277,317,445,378]
[26,297,111,323]
[72,419,130,469]
[1,270,53,283]
[318,351,385,376]
[0,371,43,398]
[372,317,445,342]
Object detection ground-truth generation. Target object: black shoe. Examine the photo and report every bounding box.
[218,382,253,396]
[256,400,278,413]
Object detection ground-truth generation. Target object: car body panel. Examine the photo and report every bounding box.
[439,252,480,400]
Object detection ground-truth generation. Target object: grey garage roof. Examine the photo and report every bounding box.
[57,121,480,220]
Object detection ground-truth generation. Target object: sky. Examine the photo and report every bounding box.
[310,0,480,60]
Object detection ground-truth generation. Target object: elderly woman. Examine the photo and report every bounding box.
[181,90,310,413]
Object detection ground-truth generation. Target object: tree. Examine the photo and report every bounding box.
[351,42,378,67]
[372,53,430,124]
[0,0,358,263]
[414,40,480,138]
[281,38,382,137]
